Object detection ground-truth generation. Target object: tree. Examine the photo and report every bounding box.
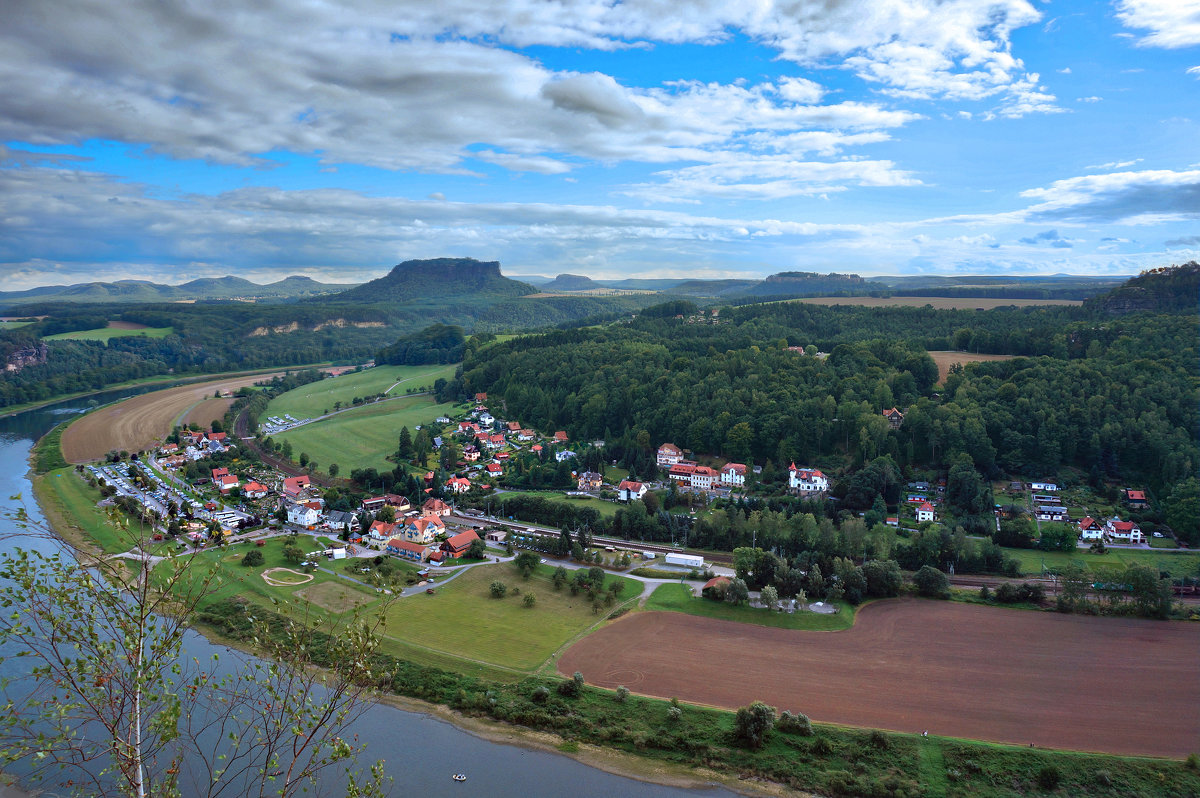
[725,577,749,606]
[733,701,776,748]
[396,426,413,459]
[862,559,902,598]
[913,565,951,598]
[552,566,568,589]
[242,549,265,567]
[1164,477,1200,546]
[466,537,486,559]
[282,542,304,564]
[375,504,396,524]
[514,551,540,578]
[489,580,507,598]
[0,505,388,798]
[760,584,779,610]
[328,463,339,477]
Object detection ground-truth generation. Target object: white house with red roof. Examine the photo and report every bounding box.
[1124,489,1149,509]
[422,498,451,517]
[216,474,240,493]
[446,476,472,494]
[656,443,683,466]
[916,501,935,523]
[788,464,829,493]
[668,462,696,484]
[485,463,503,477]
[486,433,506,449]
[688,466,719,490]
[517,429,535,442]
[1078,516,1104,542]
[617,480,646,501]
[367,520,397,549]
[554,431,568,443]
[211,467,230,481]
[720,463,747,487]
[286,502,320,528]
[242,481,268,499]
[1105,517,1143,545]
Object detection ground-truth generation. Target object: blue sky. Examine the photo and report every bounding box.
[1,0,1198,288]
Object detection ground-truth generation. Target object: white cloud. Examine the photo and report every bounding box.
[1085,158,1142,170]
[1057,67,1072,74]
[1188,66,1200,78]
[1076,96,1103,103]
[1019,169,1200,223]
[1115,0,1200,49]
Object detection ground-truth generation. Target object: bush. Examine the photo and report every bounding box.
[868,729,890,749]
[523,592,536,608]
[666,706,682,722]
[979,585,991,600]
[615,685,630,703]
[530,685,550,704]
[733,701,776,749]
[557,671,585,698]
[241,549,264,567]
[777,710,813,736]
[913,565,950,598]
[1186,752,1199,771]
[1037,764,1061,790]
[489,581,507,598]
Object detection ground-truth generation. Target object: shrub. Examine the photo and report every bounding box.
[615,685,630,703]
[1037,765,1061,790]
[530,685,550,704]
[557,671,585,697]
[809,736,833,755]
[913,565,950,598]
[489,581,507,598]
[777,710,813,736]
[979,585,991,600]
[1186,753,1200,771]
[868,729,890,749]
[523,592,536,608]
[666,706,682,722]
[733,701,776,749]
[241,549,264,567]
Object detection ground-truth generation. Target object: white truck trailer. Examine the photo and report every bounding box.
[664,552,705,569]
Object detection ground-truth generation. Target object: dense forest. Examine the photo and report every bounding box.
[462,268,1199,540]
[376,323,466,365]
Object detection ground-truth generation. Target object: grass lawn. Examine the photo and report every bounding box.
[266,363,457,419]
[33,468,145,554]
[498,489,620,518]
[44,324,173,342]
[1148,536,1180,549]
[0,320,31,329]
[603,465,630,483]
[274,394,459,474]
[644,583,856,631]
[1003,545,1200,578]
[378,562,643,674]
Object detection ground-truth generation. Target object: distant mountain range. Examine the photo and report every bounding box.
[0,260,1133,311]
[0,275,356,306]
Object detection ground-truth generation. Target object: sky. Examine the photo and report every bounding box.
[1,0,1199,288]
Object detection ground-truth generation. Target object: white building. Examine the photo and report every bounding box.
[286,503,321,527]
[617,480,647,501]
[720,463,747,487]
[916,502,935,523]
[788,464,829,493]
[656,443,683,466]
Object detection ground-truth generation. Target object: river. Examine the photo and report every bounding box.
[0,390,740,798]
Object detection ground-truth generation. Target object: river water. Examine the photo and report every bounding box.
[0,391,739,798]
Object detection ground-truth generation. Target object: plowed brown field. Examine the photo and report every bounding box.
[61,373,284,462]
[560,600,1200,757]
[180,397,234,428]
[927,350,1016,381]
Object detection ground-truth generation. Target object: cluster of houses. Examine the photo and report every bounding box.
[156,429,234,469]
[444,395,580,491]
[1078,516,1144,546]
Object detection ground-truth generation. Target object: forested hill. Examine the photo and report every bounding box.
[540,274,601,292]
[0,275,355,306]
[327,258,535,303]
[462,296,1198,513]
[1086,262,1200,315]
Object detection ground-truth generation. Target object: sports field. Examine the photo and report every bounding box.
[61,372,287,461]
[560,599,1200,758]
[1003,545,1200,578]
[265,363,457,419]
[44,321,174,341]
[273,394,458,474]
[380,562,642,674]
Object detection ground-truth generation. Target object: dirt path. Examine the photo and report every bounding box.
[559,599,1200,758]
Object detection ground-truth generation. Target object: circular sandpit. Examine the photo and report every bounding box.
[261,567,315,587]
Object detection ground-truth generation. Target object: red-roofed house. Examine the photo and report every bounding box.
[916,502,935,523]
[517,429,535,441]
[531,444,543,455]
[554,431,568,443]
[1124,489,1149,509]
[1078,517,1104,542]
[474,392,487,403]
[443,529,480,559]
[701,576,731,600]
[207,431,227,442]
[367,520,397,548]
[487,433,506,449]
[882,407,904,430]
[507,421,521,431]
[617,480,646,501]
[403,514,446,544]
[211,467,230,481]
[386,538,431,562]
[242,481,268,499]
[446,476,472,494]
[1105,518,1143,545]
[422,498,451,517]
[669,462,697,484]
[720,463,747,487]
[485,463,503,476]
[688,466,719,490]
[788,464,829,493]
[282,475,311,499]
[495,451,511,461]
[217,474,239,493]
[458,421,480,434]
[656,443,683,466]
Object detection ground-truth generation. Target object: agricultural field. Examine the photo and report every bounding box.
[926,350,1017,382]
[788,296,1083,310]
[181,396,235,428]
[1003,545,1200,578]
[645,583,855,631]
[44,321,174,341]
[561,599,1200,758]
[265,363,457,420]
[379,562,642,675]
[60,371,289,461]
[273,394,459,474]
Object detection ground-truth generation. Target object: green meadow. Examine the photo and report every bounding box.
[265,363,457,419]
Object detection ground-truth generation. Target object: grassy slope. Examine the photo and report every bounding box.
[0,320,31,329]
[1004,545,1200,578]
[644,582,856,631]
[380,562,643,673]
[32,468,145,554]
[274,394,458,474]
[44,325,174,341]
[497,489,621,518]
[266,363,457,419]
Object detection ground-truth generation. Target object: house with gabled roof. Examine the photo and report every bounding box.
[361,493,410,513]
[1105,517,1143,545]
[916,501,935,523]
[788,464,829,493]
[282,475,311,499]
[446,476,472,494]
[1078,516,1104,542]
[617,480,646,501]
[553,431,568,443]
[720,463,747,487]
[242,481,268,499]
[211,467,230,481]
[387,538,432,562]
[485,462,503,477]
[463,445,480,461]
[443,529,480,559]
[422,498,451,517]
[882,407,904,430]
[366,520,397,548]
[403,514,445,544]
[577,471,603,491]
[688,465,719,490]
[1124,489,1149,509]
[669,462,697,484]
[216,474,240,493]
[656,443,683,466]
[286,502,320,528]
